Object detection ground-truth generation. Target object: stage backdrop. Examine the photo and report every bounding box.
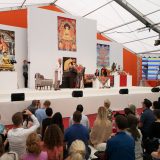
[28,7,97,88]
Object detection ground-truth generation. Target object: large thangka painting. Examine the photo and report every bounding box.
[58,16,76,52]
[97,44,110,69]
[0,29,15,71]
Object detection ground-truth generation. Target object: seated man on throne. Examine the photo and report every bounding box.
[101,66,107,77]
[0,52,14,71]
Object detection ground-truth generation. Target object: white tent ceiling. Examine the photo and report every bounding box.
[0,0,160,54]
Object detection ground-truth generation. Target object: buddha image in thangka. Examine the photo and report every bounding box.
[58,16,76,52]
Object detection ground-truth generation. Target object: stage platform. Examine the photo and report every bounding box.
[0,86,159,125]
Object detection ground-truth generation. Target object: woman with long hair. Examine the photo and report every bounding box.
[65,140,86,160]
[42,124,63,160]
[126,115,143,160]
[21,132,47,160]
[90,106,112,151]
[52,112,64,133]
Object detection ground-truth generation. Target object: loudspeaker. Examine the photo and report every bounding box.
[119,88,129,94]
[11,93,25,101]
[151,87,160,92]
[72,90,83,97]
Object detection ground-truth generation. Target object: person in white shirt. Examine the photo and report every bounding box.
[54,58,62,90]
[7,110,40,158]
[69,104,90,129]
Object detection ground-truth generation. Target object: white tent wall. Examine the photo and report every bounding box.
[0,24,27,88]
[28,7,97,89]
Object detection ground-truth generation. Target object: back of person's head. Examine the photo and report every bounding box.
[52,112,63,126]
[73,111,82,123]
[26,132,41,155]
[44,124,63,150]
[43,100,51,108]
[143,98,152,109]
[45,107,53,117]
[97,106,107,121]
[76,104,83,113]
[69,140,86,160]
[128,104,136,114]
[115,115,128,130]
[104,99,111,109]
[127,115,140,141]
[12,112,23,126]
[153,109,160,120]
[124,108,133,116]
[0,152,18,160]
[31,100,37,106]
[0,136,4,157]
[153,101,160,110]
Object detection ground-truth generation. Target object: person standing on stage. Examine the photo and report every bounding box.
[54,58,62,90]
[23,60,28,88]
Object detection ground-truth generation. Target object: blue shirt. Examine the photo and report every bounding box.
[64,124,89,148]
[140,108,155,136]
[106,131,135,160]
[35,108,47,125]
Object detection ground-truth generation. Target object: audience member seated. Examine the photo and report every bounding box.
[64,111,90,159]
[7,110,40,158]
[151,149,160,159]
[42,108,53,140]
[27,100,39,115]
[21,132,47,160]
[0,152,19,160]
[105,115,135,160]
[0,135,14,159]
[52,112,64,133]
[149,109,160,139]
[139,98,155,140]
[104,99,112,122]
[0,136,4,157]
[101,66,107,77]
[153,101,160,110]
[128,104,140,120]
[41,124,63,160]
[35,100,51,125]
[90,106,112,151]
[126,115,143,160]
[124,108,134,117]
[94,69,100,77]
[69,104,90,129]
[65,140,86,160]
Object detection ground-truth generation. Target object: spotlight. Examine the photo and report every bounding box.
[154,39,160,46]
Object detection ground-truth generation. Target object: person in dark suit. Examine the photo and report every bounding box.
[23,60,28,88]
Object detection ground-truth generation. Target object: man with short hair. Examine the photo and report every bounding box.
[105,115,135,160]
[35,100,51,125]
[7,110,39,157]
[69,104,90,129]
[27,100,38,115]
[41,107,53,139]
[64,111,90,158]
[139,98,155,139]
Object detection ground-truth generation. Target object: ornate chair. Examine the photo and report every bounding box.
[35,73,53,90]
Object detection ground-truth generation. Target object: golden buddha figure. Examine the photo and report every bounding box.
[0,52,14,71]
